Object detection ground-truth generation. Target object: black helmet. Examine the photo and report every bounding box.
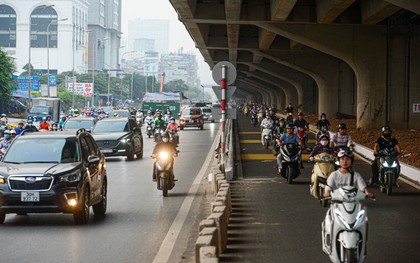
[298,112,303,116]
[286,124,295,129]
[381,125,392,134]
[337,149,354,162]
[338,123,347,130]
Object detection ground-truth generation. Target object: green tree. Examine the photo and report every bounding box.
[0,48,16,103]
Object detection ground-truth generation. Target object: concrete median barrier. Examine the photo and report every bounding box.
[199,227,219,257]
[199,219,216,231]
[195,235,216,263]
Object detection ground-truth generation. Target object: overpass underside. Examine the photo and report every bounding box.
[170,0,420,129]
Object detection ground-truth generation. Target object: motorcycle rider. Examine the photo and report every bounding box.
[285,103,294,115]
[0,113,7,124]
[316,113,331,140]
[151,132,178,181]
[59,116,67,129]
[39,117,50,131]
[24,119,38,132]
[369,125,401,186]
[144,111,154,123]
[324,149,373,198]
[309,133,334,161]
[294,112,309,150]
[14,120,25,135]
[330,123,353,148]
[260,115,273,145]
[277,124,302,173]
[165,117,180,145]
[0,130,13,149]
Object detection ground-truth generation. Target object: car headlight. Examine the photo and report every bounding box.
[0,175,5,184]
[120,138,131,144]
[58,170,81,183]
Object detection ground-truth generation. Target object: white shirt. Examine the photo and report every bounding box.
[326,170,367,192]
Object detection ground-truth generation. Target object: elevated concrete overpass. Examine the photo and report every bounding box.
[170,0,420,129]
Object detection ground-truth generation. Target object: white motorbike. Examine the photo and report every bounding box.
[321,185,370,263]
[261,125,272,149]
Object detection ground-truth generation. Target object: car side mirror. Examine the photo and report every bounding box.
[88,155,100,164]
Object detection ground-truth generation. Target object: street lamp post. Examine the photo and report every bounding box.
[201,85,204,102]
[47,18,67,97]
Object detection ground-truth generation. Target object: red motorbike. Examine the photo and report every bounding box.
[296,126,308,150]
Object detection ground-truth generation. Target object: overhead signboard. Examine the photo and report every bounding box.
[212,61,237,86]
[211,86,237,101]
[12,76,40,91]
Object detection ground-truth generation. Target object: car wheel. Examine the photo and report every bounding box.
[93,178,107,215]
[73,187,90,224]
[200,125,204,130]
[137,146,143,159]
[0,212,5,224]
[127,145,135,161]
[180,126,184,130]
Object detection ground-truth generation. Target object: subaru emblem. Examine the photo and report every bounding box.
[25,177,36,183]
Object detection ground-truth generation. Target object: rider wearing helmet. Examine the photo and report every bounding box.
[15,120,25,135]
[39,117,50,131]
[154,113,166,130]
[0,130,13,149]
[165,116,179,145]
[330,123,353,148]
[316,113,331,140]
[324,149,373,198]
[309,133,334,160]
[151,132,178,181]
[369,125,401,186]
[25,119,38,132]
[276,124,303,173]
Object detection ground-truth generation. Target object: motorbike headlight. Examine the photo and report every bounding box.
[383,161,389,168]
[391,161,398,168]
[58,170,81,183]
[334,209,351,230]
[120,138,131,144]
[158,151,169,160]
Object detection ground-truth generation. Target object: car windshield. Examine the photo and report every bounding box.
[202,108,211,113]
[182,109,201,115]
[3,138,81,164]
[93,121,129,133]
[31,106,50,114]
[114,111,131,117]
[63,119,94,129]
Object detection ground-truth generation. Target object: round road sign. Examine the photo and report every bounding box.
[212,61,237,86]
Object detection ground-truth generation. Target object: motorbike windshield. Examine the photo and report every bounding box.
[93,121,129,133]
[283,143,300,156]
[3,138,81,164]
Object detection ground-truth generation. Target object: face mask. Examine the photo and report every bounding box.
[162,138,169,142]
[4,135,10,140]
[171,120,175,124]
[321,117,326,120]
[320,140,328,146]
[384,133,391,138]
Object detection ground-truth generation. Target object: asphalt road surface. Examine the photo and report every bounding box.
[220,113,420,263]
[0,121,220,263]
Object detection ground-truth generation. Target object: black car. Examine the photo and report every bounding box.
[0,130,107,224]
[62,117,96,132]
[91,117,143,161]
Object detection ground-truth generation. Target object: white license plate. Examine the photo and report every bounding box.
[21,192,40,202]
[101,149,113,153]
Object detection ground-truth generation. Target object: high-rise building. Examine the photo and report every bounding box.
[159,51,199,88]
[0,0,89,74]
[87,0,122,73]
[128,19,169,55]
[133,38,155,56]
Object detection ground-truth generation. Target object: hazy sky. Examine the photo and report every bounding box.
[121,0,215,85]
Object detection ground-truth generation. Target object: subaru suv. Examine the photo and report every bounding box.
[0,130,107,224]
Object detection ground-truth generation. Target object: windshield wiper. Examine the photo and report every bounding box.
[22,161,59,164]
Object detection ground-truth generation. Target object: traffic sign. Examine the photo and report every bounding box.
[212,86,237,101]
[212,61,237,85]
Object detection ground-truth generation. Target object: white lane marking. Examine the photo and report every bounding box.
[152,127,222,263]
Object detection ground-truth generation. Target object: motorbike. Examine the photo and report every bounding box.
[0,147,7,160]
[286,113,294,124]
[152,151,178,196]
[250,112,258,126]
[309,152,335,201]
[154,126,164,142]
[321,185,370,263]
[168,129,178,145]
[378,148,400,196]
[278,143,301,184]
[146,120,154,138]
[261,125,272,149]
[296,126,308,150]
[135,114,143,126]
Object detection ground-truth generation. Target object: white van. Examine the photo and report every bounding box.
[200,107,214,122]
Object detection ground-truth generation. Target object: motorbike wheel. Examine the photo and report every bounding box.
[160,173,168,197]
[265,139,269,149]
[386,174,394,196]
[318,185,324,200]
[380,185,386,193]
[344,248,357,263]
[287,166,294,184]
[147,134,151,138]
